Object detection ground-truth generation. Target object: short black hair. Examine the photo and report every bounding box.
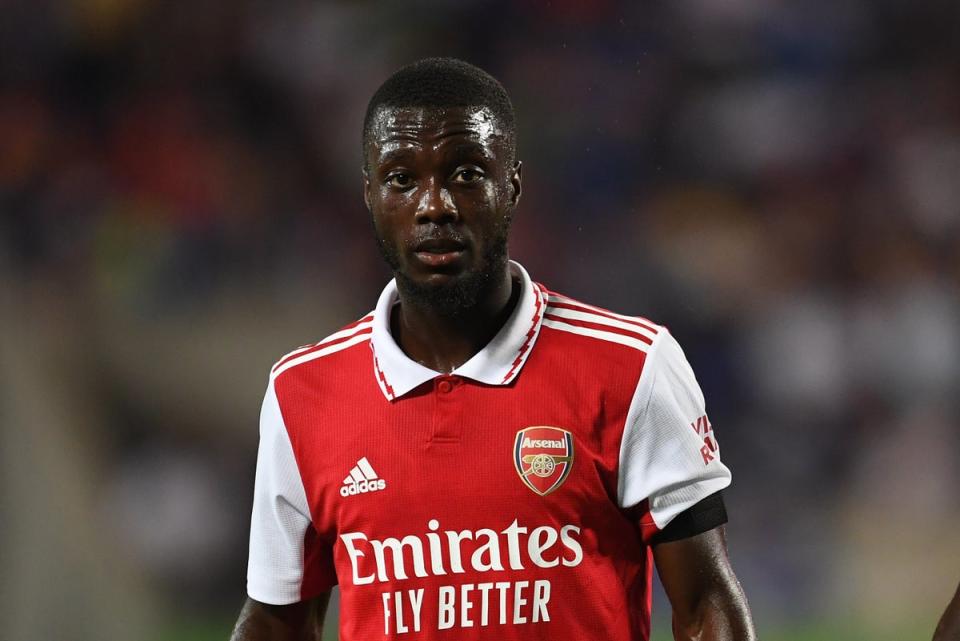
[362,57,516,165]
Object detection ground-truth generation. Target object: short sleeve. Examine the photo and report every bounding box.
[617,329,732,542]
[246,380,329,604]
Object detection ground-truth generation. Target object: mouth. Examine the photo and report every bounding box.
[412,237,467,268]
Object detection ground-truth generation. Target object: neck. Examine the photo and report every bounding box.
[392,264,519,373]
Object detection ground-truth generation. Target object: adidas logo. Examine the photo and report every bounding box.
[340,457,386,497]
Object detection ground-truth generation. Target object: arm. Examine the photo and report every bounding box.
[239,379,337,639]
[934,582,960,641]
[654,526,756,641]
[230,593,331,641]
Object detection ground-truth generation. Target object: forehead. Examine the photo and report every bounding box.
[368,105,508,157]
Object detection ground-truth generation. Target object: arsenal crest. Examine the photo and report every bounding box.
[514,427,574,496]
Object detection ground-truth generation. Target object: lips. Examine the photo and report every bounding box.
[412,236,467,268]
[414,237,466,253]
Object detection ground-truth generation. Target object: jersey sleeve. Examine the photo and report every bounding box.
[617,329,732,543]
[246,379,333,604]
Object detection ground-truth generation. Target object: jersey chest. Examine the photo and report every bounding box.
[277,347,641,542]
[271,330,655,639]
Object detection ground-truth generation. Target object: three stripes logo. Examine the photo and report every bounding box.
[340,457,386,497]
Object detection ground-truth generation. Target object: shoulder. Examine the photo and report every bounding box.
[538,285,666,357]
[269,311,375,381]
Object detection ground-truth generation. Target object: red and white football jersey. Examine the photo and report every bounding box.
[246,262,731,640]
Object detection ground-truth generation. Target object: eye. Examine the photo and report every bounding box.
[386,173,412,189]
[452,167,484,184]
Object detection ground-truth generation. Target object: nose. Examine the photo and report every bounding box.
[415,176,457,225]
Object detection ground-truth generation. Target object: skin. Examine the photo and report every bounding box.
[231,103,756,640]
[363,104,522,372]
[654,527,757,641]
[934,582,960,641]
[230,595,329,641]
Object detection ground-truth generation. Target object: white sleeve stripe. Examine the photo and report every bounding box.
[543,318,651,352]
[546,294,659,329]
[271,331,371,379]
[545,306,660,341]
[272,318,374,368]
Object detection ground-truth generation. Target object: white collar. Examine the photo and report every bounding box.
[370,261,546,400]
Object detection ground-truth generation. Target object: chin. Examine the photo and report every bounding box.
[396,265,492,317]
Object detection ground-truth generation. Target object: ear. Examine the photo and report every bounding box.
[508,160,522,208]
[363,167,372,212]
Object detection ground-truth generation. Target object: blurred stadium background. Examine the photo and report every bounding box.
[1,1,958,640]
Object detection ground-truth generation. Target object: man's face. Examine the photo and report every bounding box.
[364,105,521,314]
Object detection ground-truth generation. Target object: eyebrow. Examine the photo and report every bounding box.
[376,142,495,167]
[376,147,416,165]
[451,143,494,160]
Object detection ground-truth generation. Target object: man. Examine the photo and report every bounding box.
[231,57,756,641]
[934,582,960,641]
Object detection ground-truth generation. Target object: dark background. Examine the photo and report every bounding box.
[1,1,958,639]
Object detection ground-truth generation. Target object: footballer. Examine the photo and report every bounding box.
[230,58,756,641]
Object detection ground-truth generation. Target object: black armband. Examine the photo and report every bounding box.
[649,491,728,545]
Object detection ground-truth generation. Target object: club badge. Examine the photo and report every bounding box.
[514,426,574,496]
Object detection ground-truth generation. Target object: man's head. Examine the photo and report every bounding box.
[362,57,517,169]
[362,58,521,317]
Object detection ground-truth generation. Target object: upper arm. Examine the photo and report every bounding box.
[618,329,731,541]
[247,378,337,605]
[620,330,755,639]
[653,526,737,619]
[934,582,960,641]
[653,526,755,640]
[230,593,331,641]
